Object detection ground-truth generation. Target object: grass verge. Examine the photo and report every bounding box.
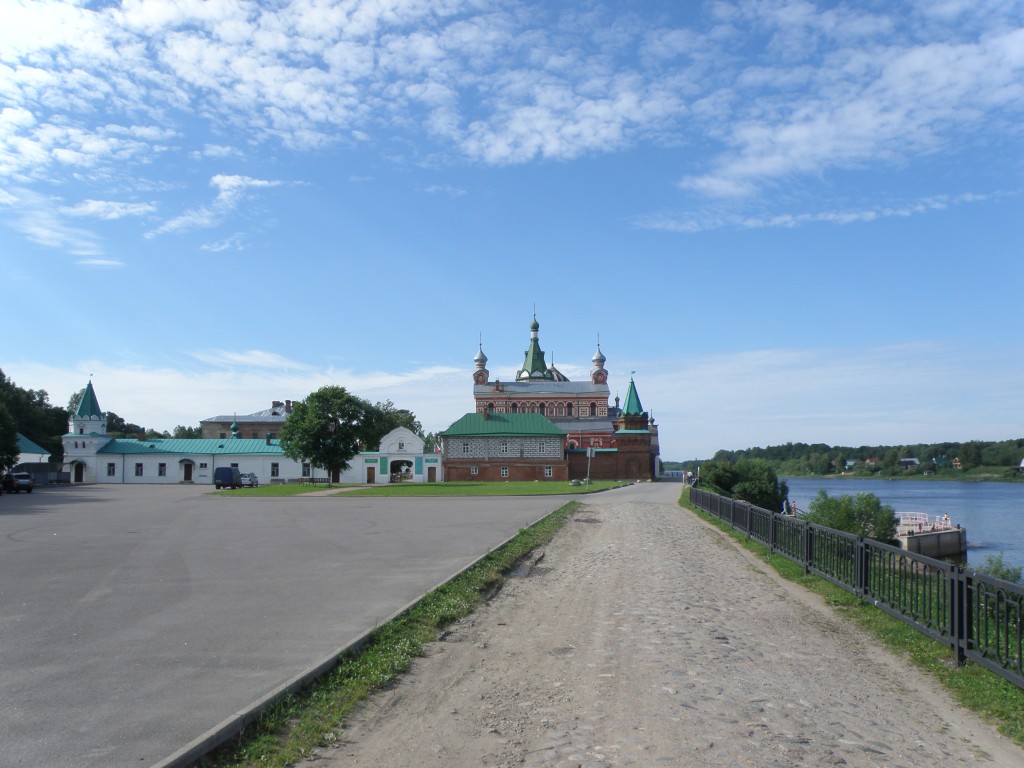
[678,494,1024,746]
[215,480,629,497]
[197,500,581,767]
[338,480,629,496]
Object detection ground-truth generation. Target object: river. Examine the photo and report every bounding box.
[783,478,1024,572]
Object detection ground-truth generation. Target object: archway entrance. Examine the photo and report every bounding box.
[73,463,84,483]
[390,459,412,482]
[180,460,194,483]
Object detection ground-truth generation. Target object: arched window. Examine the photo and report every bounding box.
[510,403,519,413]
[566,403,573,416]
[538,402,546,416]
[590,402,597,416]
[487,402,494,413]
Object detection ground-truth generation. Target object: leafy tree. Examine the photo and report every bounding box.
[105,412,146,438]
[172,425,203,438]
[803,490,897,541]
[959,441,983,470]
[696,459,737,496]
[976,553,1022,584]
[0,402,19,472]
[373,399,423,440]
[423,431,439,453]
[698,458,787,512]
[280,386,381,484]
[0,369,68,462]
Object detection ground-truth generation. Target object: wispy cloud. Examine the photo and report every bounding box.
[2,188,104,255]
[147,174,282,237]
[62,199,157,219]
[76,258,125,267]
[636,192,1000,233]
[424,184,466,196]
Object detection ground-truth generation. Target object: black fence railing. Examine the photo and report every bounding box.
[689,487,1024,690]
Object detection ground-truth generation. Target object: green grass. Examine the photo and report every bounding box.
[678,493,1024,746]
[197,500,581,768]
[214,480,629,497]
[210,484,346,496]
[338,480,629,496]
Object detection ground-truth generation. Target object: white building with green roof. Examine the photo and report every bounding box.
[62,383,442,485]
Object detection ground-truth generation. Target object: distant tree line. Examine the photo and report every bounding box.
[666,438,1024,478]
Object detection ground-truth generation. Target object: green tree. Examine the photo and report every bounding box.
[0,369,67,462]
[959,441,983,470]
[0,402,19,472]
[372,400,423,441]
[804,490,898,541]
[976,553,1022,584]
[280,386,381,484]
[172,425,203,438]
[732,458,788,512]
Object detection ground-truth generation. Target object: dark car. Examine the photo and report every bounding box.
[3,472,35,493]
[213,466,242,489]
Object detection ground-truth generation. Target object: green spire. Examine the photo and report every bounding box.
[621,376,644,416]
[516,314,553,380]
[75,380,103,417]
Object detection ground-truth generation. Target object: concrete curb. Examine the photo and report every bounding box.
[150,505,561,768]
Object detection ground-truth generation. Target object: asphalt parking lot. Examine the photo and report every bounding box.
[0,484,569,767]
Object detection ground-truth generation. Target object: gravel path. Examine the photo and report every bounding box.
[314,484,1022,767]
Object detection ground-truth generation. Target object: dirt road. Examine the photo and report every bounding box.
[315,484,1022,767]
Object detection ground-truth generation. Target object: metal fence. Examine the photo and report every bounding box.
[689,487,1024,691]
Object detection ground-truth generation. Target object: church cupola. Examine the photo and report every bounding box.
[517,314,553,381]
[69,380,107,436]
[473,341,490,385]
[590,340,608,385]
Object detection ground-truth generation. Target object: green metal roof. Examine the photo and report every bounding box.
[75,380,103,418]
[97,438,284,456]
[441,412,565,437]
[516,315,553,381]
[17,433,49,456]
[621,377,644,416]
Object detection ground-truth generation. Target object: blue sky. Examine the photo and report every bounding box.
[2,0,1022,461]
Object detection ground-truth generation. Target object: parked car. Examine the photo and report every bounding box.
[213,466,242,489]
[239,472,259,487]
[3,472,35,493]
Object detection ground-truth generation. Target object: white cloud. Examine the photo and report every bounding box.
[76,258,125,267]
[148,174,282,236]
[62,199,157,219]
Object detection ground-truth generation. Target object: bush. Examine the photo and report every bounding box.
[803,490,897,541]
[976,553,1023,584]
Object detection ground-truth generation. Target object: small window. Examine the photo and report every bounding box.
[252,432,259,439]
[219,432,226,439]
[79,428,84,434]
[500,440,509,454]
[267,432,276,439]
[135,463,144,477]
[231,463,239,469]
[544,466,553,478]
[539,442,544,452]
[271,463,280,477]
[302,462,311,476]
[500,466,509,478]
[199,462,208,469]
[158,463,167,477]
[462,442,470,455]
[398,441,405,450]
[470,465,479,475]
[106,463,116,477]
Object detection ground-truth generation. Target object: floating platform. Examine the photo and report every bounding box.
[896,513,967,559]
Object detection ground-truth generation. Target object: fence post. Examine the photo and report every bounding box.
[804,524,813,575]
[952,567,970,666]
[856,538,869,596]
[769,510,775,553]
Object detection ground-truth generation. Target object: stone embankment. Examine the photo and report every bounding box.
[317,483,1022,767]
